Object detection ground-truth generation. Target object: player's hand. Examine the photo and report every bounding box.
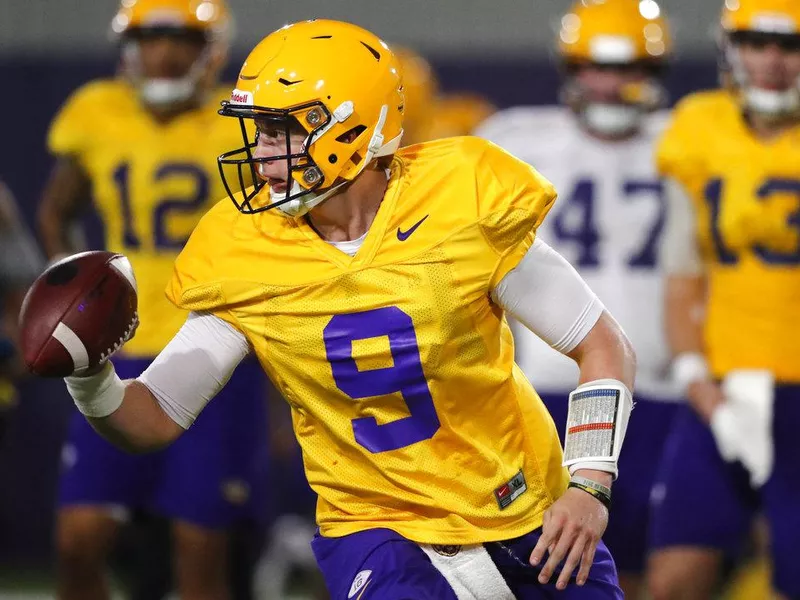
[686,379,725,423]
[529,485,608,590]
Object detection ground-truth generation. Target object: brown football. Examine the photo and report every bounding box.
[19,251,138,378]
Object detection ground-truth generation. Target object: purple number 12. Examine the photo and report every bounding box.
[323,307,440,453]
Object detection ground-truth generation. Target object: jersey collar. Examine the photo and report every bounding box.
[294,157,404,269]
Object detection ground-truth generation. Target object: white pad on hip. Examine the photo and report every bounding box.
[420,544,515,600]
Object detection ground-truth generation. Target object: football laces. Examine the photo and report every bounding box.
[98,312,139,364]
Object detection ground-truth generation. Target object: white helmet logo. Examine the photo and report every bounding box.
[230,89,253,105]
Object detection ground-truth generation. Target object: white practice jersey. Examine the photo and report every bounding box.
[477,106,679,400]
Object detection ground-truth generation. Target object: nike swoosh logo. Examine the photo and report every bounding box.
[397,215,429,241]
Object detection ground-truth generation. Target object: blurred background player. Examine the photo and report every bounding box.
[423,93,496,140]
[647,1,800,599]
[394,48,439,146]
[477,0,676,597]
[36,0,269,598]
[0,180,43,444]
[394,47,496,145]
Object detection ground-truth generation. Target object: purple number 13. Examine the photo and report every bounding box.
[323,307,440,453]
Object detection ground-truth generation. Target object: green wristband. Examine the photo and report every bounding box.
[568,477,612,510]
[570,475,612,498]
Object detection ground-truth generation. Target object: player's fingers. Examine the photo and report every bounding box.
[555,533,587,590]
[538,522,576,585]
[529,510,558,566]
[576,536,598,586]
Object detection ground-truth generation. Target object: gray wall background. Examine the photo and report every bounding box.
[1,0,721,58]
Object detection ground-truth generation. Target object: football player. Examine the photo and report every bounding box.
[476,1,676,597]
[423,92,496,141]
[393,47,440,146]
[37,1,269,598]
[395,47,496,145]
[646,1,800,599]
[58,20,637,598]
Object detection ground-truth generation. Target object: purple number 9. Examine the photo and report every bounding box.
[323,307,440,453]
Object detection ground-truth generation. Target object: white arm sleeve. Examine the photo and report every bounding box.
[138,311,251,429]
[660,177,704,276]
[492,238,605,353]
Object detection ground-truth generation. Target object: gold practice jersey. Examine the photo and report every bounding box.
[168,137,569,543]
[658,90,800,382]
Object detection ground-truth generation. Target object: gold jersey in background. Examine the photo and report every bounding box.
[47,79,244,356]
[658,90,800,382]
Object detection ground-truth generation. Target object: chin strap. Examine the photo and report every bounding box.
[272,180,348,218]
[365,105,404,163]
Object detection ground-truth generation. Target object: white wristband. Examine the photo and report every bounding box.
[64,362,126,418]
[671,352,709,393]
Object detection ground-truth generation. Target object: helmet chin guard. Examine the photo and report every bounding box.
[581,104,643,137]
[561,75,667,137]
